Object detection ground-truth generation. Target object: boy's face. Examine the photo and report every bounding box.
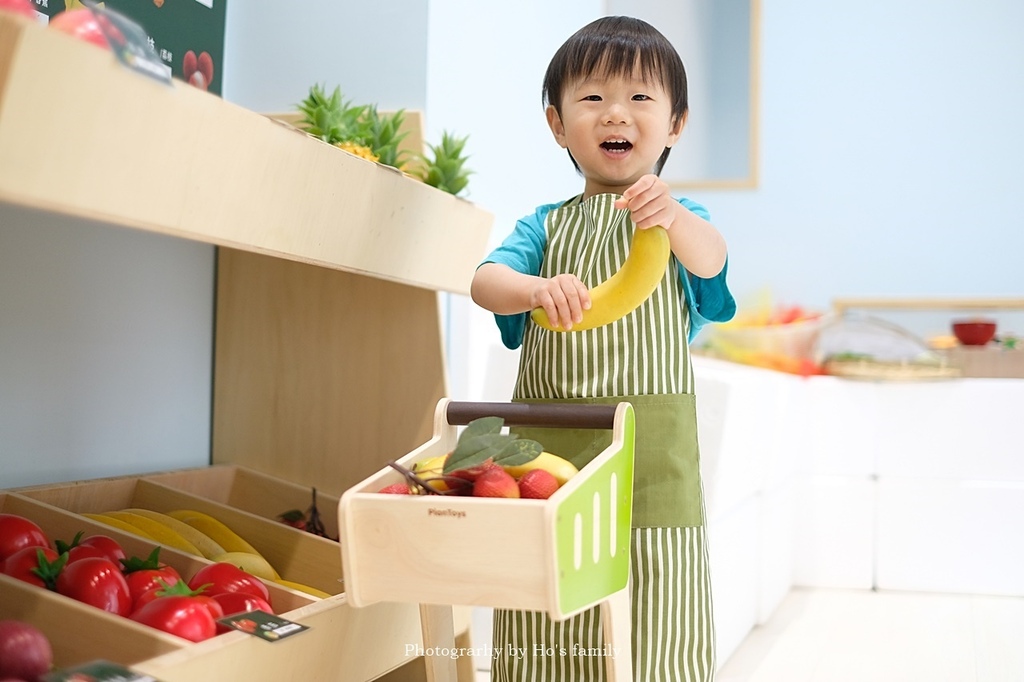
[547,67,684,198]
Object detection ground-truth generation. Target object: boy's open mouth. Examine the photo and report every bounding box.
[601,139,633,152]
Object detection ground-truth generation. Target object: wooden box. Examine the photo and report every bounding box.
[15,471,343,595]
[142,465,343,545]
[3,471,471,680]
[340,399,636,619]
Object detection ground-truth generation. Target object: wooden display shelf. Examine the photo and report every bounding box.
[937,346,1024,379]
[0,11,491,680]
[0,13,492,296]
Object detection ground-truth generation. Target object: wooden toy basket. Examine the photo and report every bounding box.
[339,398,637,681]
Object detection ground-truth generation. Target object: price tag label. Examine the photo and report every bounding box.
[83,0,172,84]
[219,609,310,642]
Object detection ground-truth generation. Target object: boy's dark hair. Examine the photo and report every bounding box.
[543,16,688,176]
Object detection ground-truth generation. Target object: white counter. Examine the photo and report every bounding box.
[693,355,1024,663]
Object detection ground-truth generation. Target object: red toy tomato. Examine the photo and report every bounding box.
[1,546,63,589]
[77,534,126,565]
[57,530,126,565]
[131,578,190,613]
[188,562,271,605]
[120,547,183,609]
[209,591,273,634]
[56,557,131,616]
[0,514,50,563]
[130,595,222,642]
[64,543,108,564]
[125,566,182,610]
[209,590,273,618]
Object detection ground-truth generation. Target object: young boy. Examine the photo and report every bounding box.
[471,15,735,682]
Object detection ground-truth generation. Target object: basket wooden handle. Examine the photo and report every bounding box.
[446,401,618,429]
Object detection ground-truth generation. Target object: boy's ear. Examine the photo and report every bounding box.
[667,110,688,147]
[546,105,568,148]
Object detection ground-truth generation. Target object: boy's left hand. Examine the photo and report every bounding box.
[613,174,678,230]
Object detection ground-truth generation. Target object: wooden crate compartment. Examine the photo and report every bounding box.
[0,494,191,671]
[0,573,188,671]
[0,492,315,617]
[15,476,343,596]
[0,491,439,681]
[143,464,341,541]
[1,570,427,682]
[340,399,636,618]
[132,597,428,682]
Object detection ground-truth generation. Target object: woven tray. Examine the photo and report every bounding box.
[824,357,961,381]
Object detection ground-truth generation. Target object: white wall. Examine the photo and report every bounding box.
[222,0,429,112]
[428,0,1024,400]
[699,1,1024,310]
[0,206,213,488]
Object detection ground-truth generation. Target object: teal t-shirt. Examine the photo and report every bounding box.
[480,196,736,350]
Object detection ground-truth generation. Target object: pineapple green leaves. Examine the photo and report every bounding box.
[297,84,409,167]
[362,105,409,169]
[296,83,473,196]
[297,84,366,147]
[416,131,473,197]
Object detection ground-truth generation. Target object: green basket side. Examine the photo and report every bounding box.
[553,405,634,617]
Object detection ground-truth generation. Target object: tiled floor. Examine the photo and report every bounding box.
[718,588,1024,682]
[473,588,1024,681]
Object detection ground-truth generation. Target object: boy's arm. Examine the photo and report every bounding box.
[616,174,727,278]
[470,263,540,314]
[471,263,590,332]
[664,202,728,279]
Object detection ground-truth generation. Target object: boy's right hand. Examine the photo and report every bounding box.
[531,274,591,330]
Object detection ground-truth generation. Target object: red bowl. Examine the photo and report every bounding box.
[952,320,996,346]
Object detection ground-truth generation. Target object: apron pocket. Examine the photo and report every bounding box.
[511,394,704,528]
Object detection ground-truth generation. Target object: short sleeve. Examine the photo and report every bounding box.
[674,197,736,341]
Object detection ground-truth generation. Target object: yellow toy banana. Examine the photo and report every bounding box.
[167,509,264,557]
[412,453,451,492]
[502,451,579,486]
[120,508,226,560]
[212,551,281,581]
[274,579,333,599]
[102,510,203,556]
[82,512,156,540]
[531,225,670,331]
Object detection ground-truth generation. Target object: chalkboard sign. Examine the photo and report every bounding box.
[31,0,227,95]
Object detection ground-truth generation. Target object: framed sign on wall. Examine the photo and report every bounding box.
[605,0,760,189]
[32,0,227,95]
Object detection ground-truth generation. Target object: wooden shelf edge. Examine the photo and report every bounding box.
[0,14,492,295]
[832,296,1024,314]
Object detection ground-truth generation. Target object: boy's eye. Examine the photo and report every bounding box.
[583,95,602,102]
[632,94,650,101]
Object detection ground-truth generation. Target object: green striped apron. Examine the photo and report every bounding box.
[491,194,716,681]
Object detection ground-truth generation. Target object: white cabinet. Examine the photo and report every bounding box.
[693,355,1024,665]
